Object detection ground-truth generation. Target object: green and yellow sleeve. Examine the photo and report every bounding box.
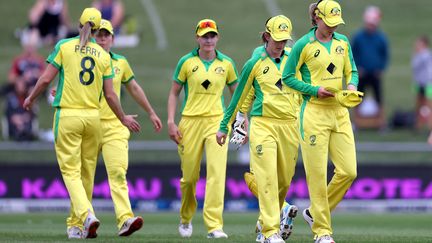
[282,39,319,97]
[219,57,259,134]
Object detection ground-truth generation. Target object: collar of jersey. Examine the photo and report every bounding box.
[73,35,97,43]
[259,45,289,61]
[306,26,341,43]
[109,51,120,61]
[192,48,223,61]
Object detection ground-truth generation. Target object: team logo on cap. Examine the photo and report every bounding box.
[215,67,225,75]
[309,135,317,146]
[335,46,344,55]
[279,23,289,32]
[330,7,341,16]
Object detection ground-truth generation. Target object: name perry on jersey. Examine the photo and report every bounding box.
[74,45,101,58]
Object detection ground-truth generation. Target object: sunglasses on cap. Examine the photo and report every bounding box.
[196,21,217,31]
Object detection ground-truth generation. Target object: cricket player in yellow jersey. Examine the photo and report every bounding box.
[23,8,140,239]
[95,19,162,236]
[167,19,238,239]
[282,1,359,242]
[217,15,299,243]
[230,45,302,243]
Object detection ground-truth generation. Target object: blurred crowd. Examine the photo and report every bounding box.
[2,2,432,141]
[1,0,128,142]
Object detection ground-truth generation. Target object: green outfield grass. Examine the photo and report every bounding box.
[0,212,430,242]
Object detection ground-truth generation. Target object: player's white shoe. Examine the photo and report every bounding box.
[255,220,263,242]
[178,222,192,238]
[303,208,314,229]
[315,235,335,243]
[263,233,285,243]
[118,216,143,236]
[279,204,298,240]
[207,229,228,238]
[67,226,83,239]
[83,210,100,239]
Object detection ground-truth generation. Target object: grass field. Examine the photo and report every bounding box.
[0,212,431,242]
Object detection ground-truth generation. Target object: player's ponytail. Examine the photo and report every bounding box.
[309,3,318,26]
[79,22,93,49]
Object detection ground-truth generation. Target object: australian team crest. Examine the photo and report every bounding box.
[279,23,289,32]
[114,66,120,75]
[256,145,263,155]
[309,135,317,146]
[330,7,341,16]
[215,66,225,74]
[335,46,344,55]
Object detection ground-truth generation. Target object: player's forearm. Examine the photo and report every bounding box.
[127,81,156,116]
[167,93,177,125]
[28,66,57,102]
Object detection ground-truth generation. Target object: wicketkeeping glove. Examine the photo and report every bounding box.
[230,112,247,149]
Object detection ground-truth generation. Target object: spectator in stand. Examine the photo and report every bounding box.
[412,36,432,131]
[93,0,124,34]
[351,6,389,129]
[2,30,45,96]
[5,79,37,141]
[28,0,72,46]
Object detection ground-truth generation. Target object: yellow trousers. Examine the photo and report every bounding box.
[300,104,357,238]
[100,118,132,229]
[178,115,228,233]
[53,109,101,228]
[249,117,298,238]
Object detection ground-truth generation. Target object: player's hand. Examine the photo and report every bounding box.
[168,122,182,144]
[230,126,247,149]
[428,132,432,145]
[23,97,33,111]
[50,88,57,97]
[230,112,248,149]
[121,114,141,132]
[347,84,357,91]
[216,130,227,146]
[318,87,335,98]
[149,113,163,132]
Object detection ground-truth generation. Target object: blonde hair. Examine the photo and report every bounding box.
[309,2,318,26]
[79,22,93,49]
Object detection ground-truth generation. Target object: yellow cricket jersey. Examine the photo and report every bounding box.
[48,36,114,110]
[220,45,298,134]
[172,48,238,117]
[282,27,359,106]
[99,52,134,120]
